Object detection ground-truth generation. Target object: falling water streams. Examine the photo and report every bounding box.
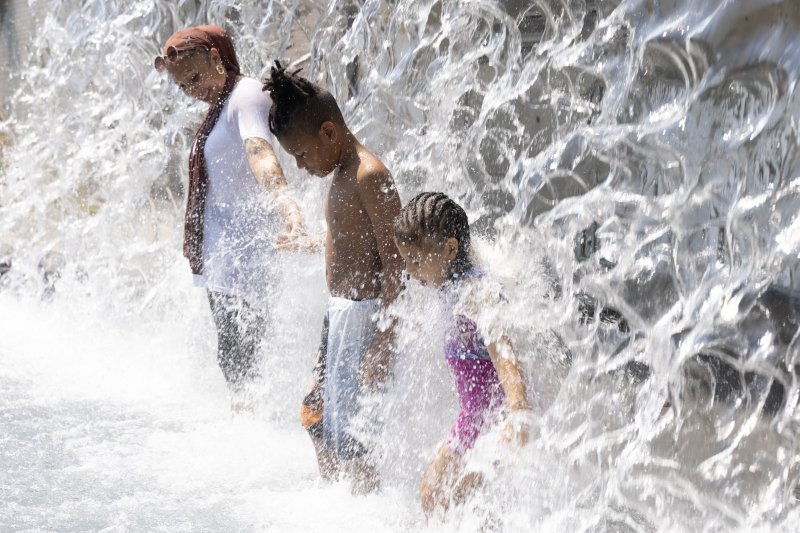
[2,0,800,531]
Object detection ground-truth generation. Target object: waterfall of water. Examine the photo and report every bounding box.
[2,0,800,531]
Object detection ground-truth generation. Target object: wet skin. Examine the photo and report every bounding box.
[162,48,229,104]
[395,237,458,288]
[279,127,403,301]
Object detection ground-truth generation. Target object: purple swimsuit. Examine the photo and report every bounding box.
[443,276,505,455]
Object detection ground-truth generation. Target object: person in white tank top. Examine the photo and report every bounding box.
[155,25,308,412]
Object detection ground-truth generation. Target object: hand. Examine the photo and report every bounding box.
[275,221,322,253]
[502,409,532,448]
[358,332,393,391]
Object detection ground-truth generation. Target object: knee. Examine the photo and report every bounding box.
[300,395,324,439]
[419,474,440,517]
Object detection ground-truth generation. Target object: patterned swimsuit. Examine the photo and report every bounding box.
[443,273,505,455]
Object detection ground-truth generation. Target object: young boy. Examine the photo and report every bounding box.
[263,62,403,494]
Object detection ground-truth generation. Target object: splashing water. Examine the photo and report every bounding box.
[2,0,800,531]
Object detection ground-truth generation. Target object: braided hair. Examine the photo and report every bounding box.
[262,60,345,137]
[395,192,473,279]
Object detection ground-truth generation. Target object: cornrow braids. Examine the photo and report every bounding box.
[395,192,473,279]
[262,60,345,137]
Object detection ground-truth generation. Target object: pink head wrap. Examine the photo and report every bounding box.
[154,25,240,76]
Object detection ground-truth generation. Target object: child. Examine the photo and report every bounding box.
[263,62,403,494]
[393,192,531,518]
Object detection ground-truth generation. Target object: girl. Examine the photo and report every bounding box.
[154,26,308,411]
[394,192,532,518]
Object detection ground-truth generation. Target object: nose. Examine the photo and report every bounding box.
[180,84,200,99]
[294,157,306,171]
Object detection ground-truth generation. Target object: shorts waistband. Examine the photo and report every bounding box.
[328,296,380,309]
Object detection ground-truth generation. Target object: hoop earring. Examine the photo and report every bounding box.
[216,64,225,75]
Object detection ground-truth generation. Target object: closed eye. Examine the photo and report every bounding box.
[179,73,200,92]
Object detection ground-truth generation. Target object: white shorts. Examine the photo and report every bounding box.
[322,297,379,460]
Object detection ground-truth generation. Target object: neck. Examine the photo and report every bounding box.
[207,74,240,105]
[336,129,359,170]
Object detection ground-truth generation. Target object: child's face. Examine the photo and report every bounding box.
[395,236,458,287]
[278,123,340,178]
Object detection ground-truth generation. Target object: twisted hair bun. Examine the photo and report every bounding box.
[262,60,316,103]
[262,60,343,136]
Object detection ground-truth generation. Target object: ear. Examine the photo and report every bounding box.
[444,237,459,261]
[209,47,222,67]
[320,121,338,143]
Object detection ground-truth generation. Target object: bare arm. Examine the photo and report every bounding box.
[488,336,531,446]
[487,336,530,412]
[357,168,404,307]
[357,166,404,390]
[245,137,304,228]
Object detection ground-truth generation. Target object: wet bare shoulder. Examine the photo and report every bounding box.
[355,149,393,188]
[354,158,399,212]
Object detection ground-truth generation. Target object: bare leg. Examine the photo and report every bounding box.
[351,457,380,495]
[302,413,340,480]
[420,446,462,518]
[453,471,484,506]
[310,434,339,481]
[420,446,485,519]
[300,348,339,480]
[304,312,336,479]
